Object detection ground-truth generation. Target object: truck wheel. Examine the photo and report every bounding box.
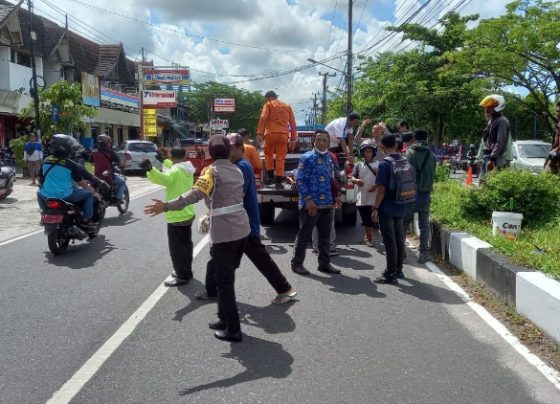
[259,203,275,225]
[342,208,357,226]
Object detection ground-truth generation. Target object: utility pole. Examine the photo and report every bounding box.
[312,93,320,127]
[346,0,353,115]
[27,0,41,136]
[319,72,336,124]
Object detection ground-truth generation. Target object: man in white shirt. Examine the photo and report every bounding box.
[325,113,360,165]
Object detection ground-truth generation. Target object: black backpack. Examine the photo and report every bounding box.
[385,156,417,205]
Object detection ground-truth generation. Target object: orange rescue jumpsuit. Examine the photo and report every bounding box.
[256,99,297,177]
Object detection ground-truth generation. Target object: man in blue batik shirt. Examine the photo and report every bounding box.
[291,130,342,275]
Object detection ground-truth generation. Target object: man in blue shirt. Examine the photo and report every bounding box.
[196,133,297,304]
[372,133,407,284]
[291,129,342,275]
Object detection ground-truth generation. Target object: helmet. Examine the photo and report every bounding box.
[97,134,112,149]
[469,144,477,151]
[359,139,377,157]
[479,94,505,112]
[50,134,83,158]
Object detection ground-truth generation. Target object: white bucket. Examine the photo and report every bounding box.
[492,211,523,240]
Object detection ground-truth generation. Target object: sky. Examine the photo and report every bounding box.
[24,0,512,122]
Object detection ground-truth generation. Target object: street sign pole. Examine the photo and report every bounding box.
[138,63,144,140]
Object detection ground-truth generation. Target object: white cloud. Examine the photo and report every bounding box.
[30,0,512,122]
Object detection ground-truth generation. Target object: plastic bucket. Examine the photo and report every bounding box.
[492,211,523,240]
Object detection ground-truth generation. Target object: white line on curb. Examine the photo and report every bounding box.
[425,261,560,391]
[0,185,161,247]
[46,234,210,404]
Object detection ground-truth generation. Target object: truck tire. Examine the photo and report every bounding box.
[259,203,275,225]
[342,206,357,226]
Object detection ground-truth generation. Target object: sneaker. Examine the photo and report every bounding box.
[396,271,405,279]
[292,265,311,276]
[194,291,218,300]
[271,288,298,304]
[418,252,429,264]
[329,248,340,257]
[374,275,398,285]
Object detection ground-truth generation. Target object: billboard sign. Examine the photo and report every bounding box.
[143,90,177,108]
[143,108,157,137]
[210,118,229,129]
[143,68,191,86]
[101,87,139,109]
[81,72,100,107]
[213,97,235,112]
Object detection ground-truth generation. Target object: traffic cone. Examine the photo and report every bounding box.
[465,165,473,186]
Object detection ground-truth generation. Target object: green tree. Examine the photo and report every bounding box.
[451,0,560,132]
[20,80,97,141]
[343,12,488,145]
[179,82,265,135]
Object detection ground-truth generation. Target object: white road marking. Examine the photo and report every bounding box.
[0,185,161,246]
[46,234,210,404]
[425,261,560,391]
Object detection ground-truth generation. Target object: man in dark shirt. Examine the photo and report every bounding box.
[372,133,406,284]
[90,134,126,201]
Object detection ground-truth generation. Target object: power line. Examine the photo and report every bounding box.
[60,0,313,54]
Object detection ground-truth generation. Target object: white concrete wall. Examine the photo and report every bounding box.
[0,47,11,90]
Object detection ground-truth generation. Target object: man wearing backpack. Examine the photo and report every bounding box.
[372,133,416,284]
[403,128,436,264]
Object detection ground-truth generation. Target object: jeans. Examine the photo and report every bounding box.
[167,223,193,280]
[403,196,431,253]
[291,207,333,269]
[209,237,247,334]
[379,215,405,277]
[38,188,94,220]
[205,235,292,296]
[113,173,126,200]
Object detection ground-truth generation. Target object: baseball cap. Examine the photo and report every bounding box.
[226,133,244,146]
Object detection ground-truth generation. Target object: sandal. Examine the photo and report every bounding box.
[271,289,298,304]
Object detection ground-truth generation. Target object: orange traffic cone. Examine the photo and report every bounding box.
[465,165,473,186]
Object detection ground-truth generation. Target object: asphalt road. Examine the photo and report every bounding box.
[0,189,558,403]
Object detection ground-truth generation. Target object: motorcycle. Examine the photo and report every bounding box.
[467,154,479,177]
[449,153,461,174]
[97,168,129,215]
[41,195,106,255]
[0,150,16,200]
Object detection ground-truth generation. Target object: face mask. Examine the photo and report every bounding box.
[316,148,329,155]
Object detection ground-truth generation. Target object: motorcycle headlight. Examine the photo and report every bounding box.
[0,179,6,187]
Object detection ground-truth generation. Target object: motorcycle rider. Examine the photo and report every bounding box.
[37,134,101,226]
[89,134,126,202]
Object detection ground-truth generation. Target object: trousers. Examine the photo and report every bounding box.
[291,207,333,269]
[264,132,288,176]
[167,223,193,280]
[379,215,405,277]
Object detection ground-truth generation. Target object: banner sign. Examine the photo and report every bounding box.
[210,118,229,129]
[213,97,235,112]
[81,72,100,107]
[143,90,177,108]
[101,87,139,109]
[143,68,191,85]
[143,108,157,137]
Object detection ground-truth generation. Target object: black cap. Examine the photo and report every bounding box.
[265,90,277,98]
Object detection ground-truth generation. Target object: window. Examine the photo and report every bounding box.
[10,50,31,67]
[127,142,156,153]
[518,144,550,159]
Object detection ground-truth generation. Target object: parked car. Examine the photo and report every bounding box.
[117,140,162,174]
[180,138,203,147]
[510,140,551,174]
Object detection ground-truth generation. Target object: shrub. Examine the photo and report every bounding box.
[9,136,26,168]
[434,163,451,183]
[461,170,560,228]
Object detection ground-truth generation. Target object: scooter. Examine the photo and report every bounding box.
[97,168,129,215]
[41,196,106,255]
[0,150,16,200]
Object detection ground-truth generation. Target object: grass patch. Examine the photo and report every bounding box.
[431,180,560,280]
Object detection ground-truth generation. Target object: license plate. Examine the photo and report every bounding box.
[41,214,63,224]
[291,196,299,202]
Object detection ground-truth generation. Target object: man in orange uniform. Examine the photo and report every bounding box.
[238,128,262,175]
[256,90,297,189]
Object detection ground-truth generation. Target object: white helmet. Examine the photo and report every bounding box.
[479,94,505,112]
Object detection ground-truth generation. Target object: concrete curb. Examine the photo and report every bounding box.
[429,222,560,345]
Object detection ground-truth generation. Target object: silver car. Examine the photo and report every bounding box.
[511,140,551,174]
[117,140,162,174]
